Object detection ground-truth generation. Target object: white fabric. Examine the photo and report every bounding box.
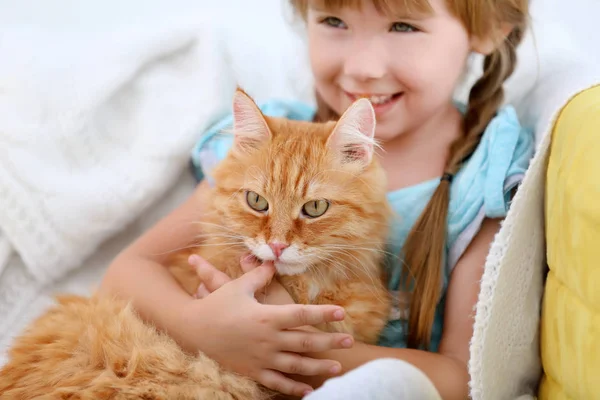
[1,1,599,399]
[305,358,442,400]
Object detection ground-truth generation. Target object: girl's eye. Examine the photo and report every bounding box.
[390,22,417,33]
[321,16,347,29]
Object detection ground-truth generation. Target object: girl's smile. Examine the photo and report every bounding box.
[344,91,404,116]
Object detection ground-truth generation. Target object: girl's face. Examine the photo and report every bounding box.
[306,0,472,141]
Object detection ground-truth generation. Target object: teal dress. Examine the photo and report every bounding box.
[190,99,535,351]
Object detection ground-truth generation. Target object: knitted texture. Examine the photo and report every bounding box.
[467,121,548,400]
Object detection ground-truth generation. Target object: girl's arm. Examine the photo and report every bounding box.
[298,217,502,400]
[98,181,211,348]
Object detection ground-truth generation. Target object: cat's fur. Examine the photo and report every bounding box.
[0,91,392,400]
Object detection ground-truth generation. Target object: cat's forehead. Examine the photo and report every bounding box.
[244,164,340,201]
[242,119,344,199]
[266,117,335,139]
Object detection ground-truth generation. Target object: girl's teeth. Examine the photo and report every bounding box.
[354,94,394,105]
[369,95,392,105]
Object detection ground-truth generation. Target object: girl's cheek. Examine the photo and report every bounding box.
[309,43,339,78]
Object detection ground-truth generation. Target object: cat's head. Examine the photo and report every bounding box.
[209,89,390,276]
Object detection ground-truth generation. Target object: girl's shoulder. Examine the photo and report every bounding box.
[446,104,535,269]
[190,98,316,183]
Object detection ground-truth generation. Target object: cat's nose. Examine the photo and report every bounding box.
[268,242,289,259]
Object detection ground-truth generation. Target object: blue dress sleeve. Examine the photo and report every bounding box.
[481,106,535,218]
[189,98,316,185]
[446,105,535,269]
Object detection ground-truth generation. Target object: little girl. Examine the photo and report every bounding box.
[100,0,534,398]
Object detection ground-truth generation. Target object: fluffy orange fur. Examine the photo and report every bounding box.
[0,91,392,399]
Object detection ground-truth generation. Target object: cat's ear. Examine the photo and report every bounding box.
[232,89,272,153]
[327,98,376,166]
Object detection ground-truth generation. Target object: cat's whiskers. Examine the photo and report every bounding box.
[306,255,335,284]
[194,232,246,240]
[192,221,251,241]
[192,231,247,246]
[191,220,239,234]
[310,252,355,281]
[331,244,415,288]
[191,241,246,248]
[150,243,204,257]
[326,244,398,259]
[325,258,352,281]
[192,232,246,242]
[196,241,251,269]
[325,247,373,269]
[327,255,390,306]
[311,253,390,306]
[149,238,246,258]
[154,217,224,243]
[322,248,387,299]
[321,250,365,280]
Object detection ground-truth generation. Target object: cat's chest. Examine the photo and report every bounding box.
[279,275,332,305]
[307,281,321,302]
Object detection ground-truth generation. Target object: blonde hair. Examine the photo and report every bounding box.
[291,0,528,349]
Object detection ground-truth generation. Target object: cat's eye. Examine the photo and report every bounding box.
[246,191,268,212]
[302,200,329,218]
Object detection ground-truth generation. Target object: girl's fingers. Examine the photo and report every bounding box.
[279,330,354,353]
[194,283,210,299]
[267,303,346,329]
[270,352,342,377]
[255,369,314,398]
[240,253,261,273]
[237,263,277,294]
[188,254,231,292]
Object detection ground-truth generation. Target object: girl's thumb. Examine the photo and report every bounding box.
[241,261,276,293]
[240,253,261,273]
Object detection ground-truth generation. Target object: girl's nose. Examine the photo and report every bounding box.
[343,39,388,81]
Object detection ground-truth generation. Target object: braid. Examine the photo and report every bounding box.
[448,27,524,170]
[403,26,525,349]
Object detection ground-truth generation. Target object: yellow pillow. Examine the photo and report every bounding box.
[540,84,600,400]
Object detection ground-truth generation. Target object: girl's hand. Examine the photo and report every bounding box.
[184,255,353,397]
[193,254,295,306]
